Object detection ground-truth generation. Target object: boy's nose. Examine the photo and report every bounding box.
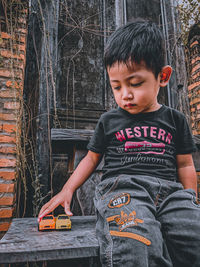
[122,88,133,100]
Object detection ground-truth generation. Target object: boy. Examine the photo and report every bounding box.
[38,20,200,266]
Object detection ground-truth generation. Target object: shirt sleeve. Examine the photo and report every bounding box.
[175,113,197,154]
[87,116,106,154]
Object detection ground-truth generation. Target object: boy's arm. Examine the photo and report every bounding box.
[38,151,102,220]
[63,150,102,192]
[176,154,197,196]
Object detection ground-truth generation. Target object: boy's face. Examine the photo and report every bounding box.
[107,61,171,115]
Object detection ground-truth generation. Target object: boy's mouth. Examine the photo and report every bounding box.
[125,103,137,108]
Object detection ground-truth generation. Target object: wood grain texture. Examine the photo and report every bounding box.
[51,128,94,141]
[0,216,99,263]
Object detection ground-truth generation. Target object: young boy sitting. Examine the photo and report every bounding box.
[38,20,200,267]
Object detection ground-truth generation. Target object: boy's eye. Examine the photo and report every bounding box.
[113,86,121,90]
[130,82,143,87]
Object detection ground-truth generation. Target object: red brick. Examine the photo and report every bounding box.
[193,129,200,135]
[19,36,26,44]
[0,158,16,168]
[4,102,20,110]
[0,70,23,81]
[192,57,200,65]
[17,28,27,34]
[1,32,12,39]
[0,195,15,205]
[13,61,25,70]
[0,171,15,180]
[0,208,14,218]
[191,115,195,122]
[0,183,15,193]
[190,107,196,113]
[0,113,17,121]
[18,18,27,24]
[1,124,16,133]
[6,80,21,89]
[191,63,200,73]
[12,44,26,53]
[20,8,28,15]
[0,222,11,231]
[0,89,18,98]
[0,145,16,154]
[191,98,200,106]
[188,80,200,91]
[0,69,13,78]
[15,70,23,80]
[192,72,200,80]
[1,50,24,61]
[190,41,199,48]
[0,136,16,144]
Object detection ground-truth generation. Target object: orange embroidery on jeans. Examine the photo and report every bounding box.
[110,230,151,246]
[107,215,119,222]
[107,210,150,246]
[114,210,143,231]
[108,193,131,208]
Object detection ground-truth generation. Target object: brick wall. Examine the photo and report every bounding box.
[188,37,200,135]
[186,23,200,196]
[0,2,28,236]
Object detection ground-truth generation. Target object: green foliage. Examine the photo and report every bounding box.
[177,0,200,44]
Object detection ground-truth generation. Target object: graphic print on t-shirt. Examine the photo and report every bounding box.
[114,125,174,167]
[124,141,165,155]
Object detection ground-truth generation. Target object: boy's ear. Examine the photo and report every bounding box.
[159,65,172,87]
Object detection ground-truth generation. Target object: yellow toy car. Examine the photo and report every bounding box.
[55,214,72,230]
[38,214,56,231]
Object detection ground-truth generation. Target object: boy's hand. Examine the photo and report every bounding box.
[38,189,73,222]
[38,151,101,222]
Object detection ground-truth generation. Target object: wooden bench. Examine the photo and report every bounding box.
[0,216,100,266]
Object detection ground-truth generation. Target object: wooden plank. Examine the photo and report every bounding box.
[51,129,94,141]
[33,0,59,206]
[0,216,99,263]
[55,109,105,129]
[126,0,161,23]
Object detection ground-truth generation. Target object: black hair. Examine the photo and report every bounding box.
[104,19,166,78]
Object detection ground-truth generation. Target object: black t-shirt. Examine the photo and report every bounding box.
[87,105,196,181]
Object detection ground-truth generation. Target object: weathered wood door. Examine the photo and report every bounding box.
[24,0,188,216]
[52,0,118,215]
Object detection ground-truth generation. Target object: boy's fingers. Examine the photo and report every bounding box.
[64,201,73,216]
[38,199,60,220]
[39,203,56,217]
[38,191,73,221]
[38,201,51,216]
[38,199,54,217]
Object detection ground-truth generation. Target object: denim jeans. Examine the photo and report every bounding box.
[94,175,200,267]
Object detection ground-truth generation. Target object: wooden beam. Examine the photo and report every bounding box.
[51,129,94,142]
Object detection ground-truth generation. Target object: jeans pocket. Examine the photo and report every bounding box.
[98,176,122,200]
[184,188,200,207]
[192,195,200,207]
